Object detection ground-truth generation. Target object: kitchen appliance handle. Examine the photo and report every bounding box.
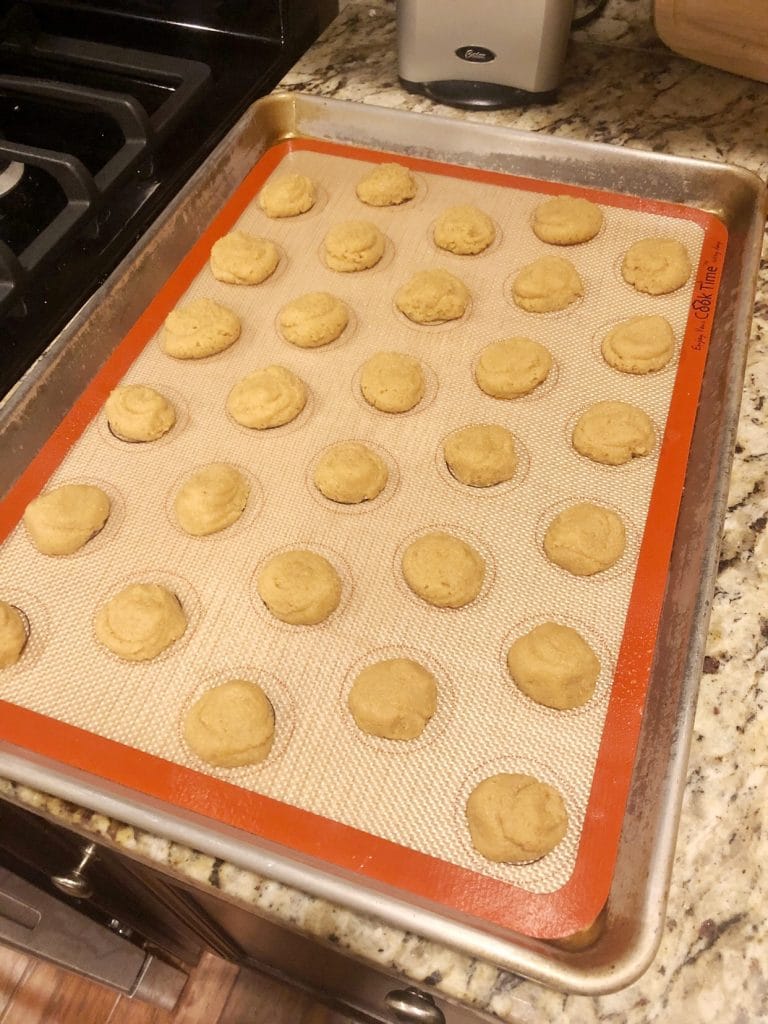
[385,987,446,1023]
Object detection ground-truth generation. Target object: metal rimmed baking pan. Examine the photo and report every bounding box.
[0,93,764,995]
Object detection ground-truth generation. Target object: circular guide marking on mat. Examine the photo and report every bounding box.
[535,496,639,583]
[337,643,455,756]
[177,663,296,780]
[90,568,203,667]
[249,541,353,631]
[304,438,401,516]
[392,523,496,612]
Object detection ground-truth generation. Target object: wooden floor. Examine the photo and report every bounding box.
[0,943,352,1023]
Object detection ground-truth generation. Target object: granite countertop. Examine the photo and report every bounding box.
[3,1,767,1021]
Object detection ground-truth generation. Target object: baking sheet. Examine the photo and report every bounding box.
[0,93,763,992]
[0,136,724,935]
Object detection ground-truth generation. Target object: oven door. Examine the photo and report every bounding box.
[0,863,188,1008]
[0,797,238,1008]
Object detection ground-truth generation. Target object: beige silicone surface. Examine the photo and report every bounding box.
[0,149,704,895]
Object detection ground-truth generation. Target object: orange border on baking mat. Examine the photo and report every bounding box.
[0,139,728,939]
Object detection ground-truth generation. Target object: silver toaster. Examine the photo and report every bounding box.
[397,0,575,108]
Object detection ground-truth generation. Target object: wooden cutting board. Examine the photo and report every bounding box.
[654,0,768,83]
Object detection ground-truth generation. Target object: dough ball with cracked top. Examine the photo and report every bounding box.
[466,773,568,863]
[474,337,552,399]
[184,679,275,768]
[348,658,437,741]
[259,173,316,218]
[572,400,655,466]
[544,501,626,576]
[402,531,485,608]
[395,269,470,324]
[174,463,249,537]
[532,195,603,245]
[210,231,279,285]
[279,292,349,349]
[621,237,691,295]
[356,163,416,207]
[601,315,675,374]
[507,622,600,710]
[94,583,186,661]
[314,442,388,504]
[0,601,27,669]
[360,351,425,413]
[105,384,176,442]
[161,298,241,359]
[257,550,341,625]
[512,255,583,313]
[444,424,517,487]
[323,220,385,272]
[227,365,307,429]
[433,204,495,255]
[24,484,111,556]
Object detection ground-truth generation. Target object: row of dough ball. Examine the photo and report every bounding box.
[159,264,680,376]
[19,413,636,560]
[204,228,691,340]
[252,167,691,298]
[0,594,570,865]
[183,669,568,866]
[9,517,614,678]
[105,364,655,481]
[260,161,582,248]
[259,162,670,285]
[18,424,640,582]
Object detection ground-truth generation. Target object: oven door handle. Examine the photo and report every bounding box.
[0,866,187,1009]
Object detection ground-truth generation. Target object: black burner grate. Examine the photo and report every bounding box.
[0,33,210,317]
[0,0,334,400]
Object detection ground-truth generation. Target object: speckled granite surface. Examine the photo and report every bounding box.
[2,2,767,1021]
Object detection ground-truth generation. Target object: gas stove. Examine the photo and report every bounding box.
[0,0,335,399]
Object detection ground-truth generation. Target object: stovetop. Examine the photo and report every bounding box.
[0,0,334,399]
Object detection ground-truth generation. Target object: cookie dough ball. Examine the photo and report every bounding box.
[532,195,603,245]
[227,365,307,429]
[433,205,495,255]
[601,315,675,374]
[105,384,176,443]
[184,679,275,768]
[360,351,424,413]
[356,163,416,207]
[279,291,349,349]
[552,909,607,952]
[161,297,241,359]
[257,549,341,625]
[444,424,517,487]
[396,269,470,324]
[544,502,626,576]
[512,255,583,313]
[0,602,27,669]
[621,237,691,295]
[314,442,388,504]
[259,172,316,218]
[475,337,552,399]
[24,484,111,556]
[210,231,279,285]
[348,658,438,740]
[174,463,249,537]
[507,622,600,710]
[466,773,568,863]
[323,220,385,272]
[572,400,655,466]
[94,583,186,661]
[402,532,485,609]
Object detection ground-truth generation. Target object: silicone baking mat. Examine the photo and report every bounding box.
[0,140,726,938]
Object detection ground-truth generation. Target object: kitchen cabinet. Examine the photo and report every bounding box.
[0,796,491,1022]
